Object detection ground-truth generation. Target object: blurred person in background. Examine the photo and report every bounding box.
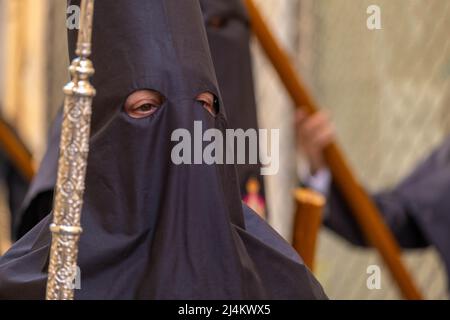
[295,109,450,288]
[201,0,267,218]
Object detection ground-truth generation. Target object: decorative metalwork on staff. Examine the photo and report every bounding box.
[46,0,96,300]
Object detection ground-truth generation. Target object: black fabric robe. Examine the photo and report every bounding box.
[0,0,326,300]
[325,135,450,287]
[14,113,61,239]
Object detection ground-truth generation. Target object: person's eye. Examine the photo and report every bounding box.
[128,103,159,118]
[197,92,219,117]
[201,101,212,110]
[136,103,156,112]
[124,90,166,119]
[200,100,216,117]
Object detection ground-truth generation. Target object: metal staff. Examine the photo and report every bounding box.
[46,0,95,300]
[243,0,422,299]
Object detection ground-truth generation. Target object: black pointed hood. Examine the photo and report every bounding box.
[1,0,326,300]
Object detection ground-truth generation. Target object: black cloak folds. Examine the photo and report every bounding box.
[14,113,61,238]
[325,135,450,287]
[0,0,326,299]
[200,0,267,217]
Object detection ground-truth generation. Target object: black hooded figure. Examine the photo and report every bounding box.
[200,0,267,218]
[15,0,268,238]
[0,0,326,299]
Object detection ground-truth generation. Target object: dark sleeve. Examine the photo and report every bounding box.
[325,136,450,253]
[324,183,428,248]
[325,136,450,288]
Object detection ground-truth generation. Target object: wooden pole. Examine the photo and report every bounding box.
[244,0,422,300]
[293,188,324,271]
